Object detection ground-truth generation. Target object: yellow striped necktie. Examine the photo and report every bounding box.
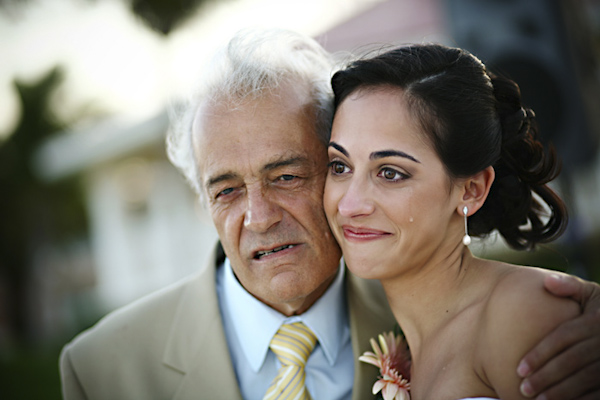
[263,322,318,400]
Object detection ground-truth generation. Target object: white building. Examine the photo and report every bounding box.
[34,111,218,314]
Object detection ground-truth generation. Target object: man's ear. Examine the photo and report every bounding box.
[459,166,495,216]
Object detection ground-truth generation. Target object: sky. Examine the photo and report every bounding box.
[0,0,384,138]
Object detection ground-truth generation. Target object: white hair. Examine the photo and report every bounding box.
[166,28,336,195]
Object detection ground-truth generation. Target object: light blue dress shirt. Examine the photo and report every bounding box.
[216,258,353,400]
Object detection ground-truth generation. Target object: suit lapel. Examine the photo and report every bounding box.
[346,270,396,400]
[165,243,243,400]
[160,248,395,400]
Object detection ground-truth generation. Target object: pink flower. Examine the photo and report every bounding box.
[359,331,411,400]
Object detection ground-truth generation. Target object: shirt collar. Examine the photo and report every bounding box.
[222,257,348,372]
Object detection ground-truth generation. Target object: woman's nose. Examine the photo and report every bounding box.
[337,178,375,218]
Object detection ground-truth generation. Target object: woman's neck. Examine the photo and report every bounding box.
[381,244,481,360]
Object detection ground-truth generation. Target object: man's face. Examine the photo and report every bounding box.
[193,87,342,316]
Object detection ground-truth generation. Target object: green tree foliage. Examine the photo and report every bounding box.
[0,67,88,341]
[130,0,218,34]
[0,0,222,35]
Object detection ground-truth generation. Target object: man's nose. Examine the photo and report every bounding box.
[337,178,375,218]
[243,186,283,232]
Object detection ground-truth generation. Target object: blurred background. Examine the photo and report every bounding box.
[0,0,599,398]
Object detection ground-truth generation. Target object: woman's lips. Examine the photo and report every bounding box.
[342,225,391,241]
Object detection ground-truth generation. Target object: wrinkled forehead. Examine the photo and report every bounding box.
[191,87,326,182]
[193,81,316,135]
[193,86,324,155]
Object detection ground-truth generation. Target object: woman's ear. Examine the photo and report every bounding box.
[458,166,495,216]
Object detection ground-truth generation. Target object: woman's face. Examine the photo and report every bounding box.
[324,88,464,281]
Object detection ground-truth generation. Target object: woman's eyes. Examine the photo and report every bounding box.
[328,161,350,175]
[378,167,408,181]
[328,160,409,182]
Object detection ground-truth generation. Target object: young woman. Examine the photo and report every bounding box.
[324,44,579,399]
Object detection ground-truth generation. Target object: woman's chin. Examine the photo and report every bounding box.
[344,258,381,280]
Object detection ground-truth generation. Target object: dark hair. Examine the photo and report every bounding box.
[331,43,567,250]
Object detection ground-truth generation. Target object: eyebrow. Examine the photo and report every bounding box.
[206,173,237,188]
[205,156,307,189]
[328,141,420,164]
[263,156,307,171]
[371,150,420,163]
[329,142,348,157]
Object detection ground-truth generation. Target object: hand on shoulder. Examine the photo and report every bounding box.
[480,266,580,399]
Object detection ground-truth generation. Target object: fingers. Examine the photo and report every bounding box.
[574,389,600,400]
[530,360,600,400]
[573,390,600,400]
[543,273,584,298]
[543,273,600,309]
[519,312,597,377]
[524,274,600,399]
[520,337,600,398]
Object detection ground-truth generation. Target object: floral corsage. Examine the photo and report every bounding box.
[359,331,411,400]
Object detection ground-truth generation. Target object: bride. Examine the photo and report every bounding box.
[324,43,579,399]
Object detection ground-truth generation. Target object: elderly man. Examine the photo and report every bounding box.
[60,28,600,400]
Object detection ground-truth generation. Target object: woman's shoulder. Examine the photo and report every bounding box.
[486,265,578,319]
[483,264,579,344]
[477,264,579,398]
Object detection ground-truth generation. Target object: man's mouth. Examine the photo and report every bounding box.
[254,244,296,259]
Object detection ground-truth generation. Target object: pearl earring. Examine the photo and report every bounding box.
[462,206,471,246]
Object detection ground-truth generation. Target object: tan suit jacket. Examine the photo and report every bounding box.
[60,243,395,399]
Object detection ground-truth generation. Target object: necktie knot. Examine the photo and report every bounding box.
[263,322,317,400]
[270,322,317,367]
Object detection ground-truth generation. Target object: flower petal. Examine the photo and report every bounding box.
[383,383,399,400]
[358,354,381,368]
[372,380,385,395]
[379,334,390,355]
[370,337,383,358]
[396,388,410,400]
[361,332,411,400]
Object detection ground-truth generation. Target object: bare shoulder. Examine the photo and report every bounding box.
[486,266,579,330]
[479,264,579,399]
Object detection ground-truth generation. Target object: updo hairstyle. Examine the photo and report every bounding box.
[331,44,567,250]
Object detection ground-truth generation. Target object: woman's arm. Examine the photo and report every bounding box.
[482,268,580,400]
[518,273,600,400]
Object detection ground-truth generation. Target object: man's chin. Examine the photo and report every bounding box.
[261,282,320,316]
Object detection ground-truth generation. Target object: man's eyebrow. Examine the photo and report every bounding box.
[263,156,307,171]
[205,156,308,189]
[206,173,237,188]
[371,150,420,163]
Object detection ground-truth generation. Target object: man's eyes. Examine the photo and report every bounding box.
[212,174,303,201]
[277,174,297,181]
[215,187,235,199]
